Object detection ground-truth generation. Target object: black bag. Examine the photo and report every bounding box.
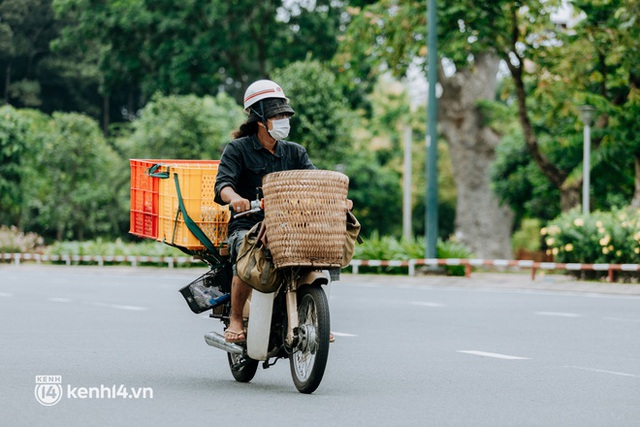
[179,265,232,313]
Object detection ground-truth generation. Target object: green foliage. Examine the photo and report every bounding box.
[123,92,245,160]
[543,208,640,264]
[51,0,350,107]
[512,218,543,253]
[0,105,29,225]
[343,152,402,237]
[271,59,354,169]
[352,232,474,276]
[436,239,475,276]
[491,131,561,224]
[0,225,44,253]
[46,238,182,258]
[22,111,124,241]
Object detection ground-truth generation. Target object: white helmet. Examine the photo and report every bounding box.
[243,79,288,111]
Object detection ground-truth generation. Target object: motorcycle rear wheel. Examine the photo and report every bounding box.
[227,352,259,383]
[289,285,330,394]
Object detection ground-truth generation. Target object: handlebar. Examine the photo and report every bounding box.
[233,199,263,218]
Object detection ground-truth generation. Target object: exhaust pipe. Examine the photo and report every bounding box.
[204,331,244,355]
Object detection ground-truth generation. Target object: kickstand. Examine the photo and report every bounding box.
[262,358,279,369]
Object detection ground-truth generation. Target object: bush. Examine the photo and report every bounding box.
[0,226,44,253]
[45,239,183,258]
[512,218,543,253]
[352,232,474,276]
[543,207,640,264]
[436,239,475,276]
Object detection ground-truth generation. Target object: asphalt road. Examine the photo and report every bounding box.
[1,265,639,426]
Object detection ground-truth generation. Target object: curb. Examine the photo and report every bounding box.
[3,253,640,283]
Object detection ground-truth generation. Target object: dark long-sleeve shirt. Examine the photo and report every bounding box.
[214,134,315,235]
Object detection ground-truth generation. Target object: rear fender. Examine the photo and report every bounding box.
[297,270,329,288]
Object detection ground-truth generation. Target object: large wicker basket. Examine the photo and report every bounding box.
[262,170,349,268]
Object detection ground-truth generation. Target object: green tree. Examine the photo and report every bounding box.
[0,104,29,225]
[344,151,403,237]
[271,59,354,169]
[337,1,516,258]
[490,0,640,216]
[24,112,123,241]
[123,92,245,160]
[51,0,353,127]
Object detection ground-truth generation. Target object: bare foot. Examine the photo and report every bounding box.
[224,328,245,343]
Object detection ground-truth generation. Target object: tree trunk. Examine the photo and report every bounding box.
[631,156,640,208]
[102,95,110,136]
[504,10,579,211]
[438,52,514,259]
[4,62,11,103]
[560,181,582,212]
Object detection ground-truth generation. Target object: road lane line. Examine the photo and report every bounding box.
[411,301,446,307]
[331,332,357,337]
[48,297,73,303]
[111,304,148,311]
[535,311,582,318]
[88,302,148,311]
[457,350,530,360]
[564,366,639,378]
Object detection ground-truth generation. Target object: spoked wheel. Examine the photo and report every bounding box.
[290,285,330,394]
[227,351,259,383]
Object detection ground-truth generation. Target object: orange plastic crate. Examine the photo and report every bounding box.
[130,159,198,239]
[129,159,162,239]
[155,161,231,249]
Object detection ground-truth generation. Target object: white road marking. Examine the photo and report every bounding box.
[331,332,357,337]
[457,350,530,360]
[48,297,73,303]
[535,311,582,318]
[603,316,640,323]
[0,292,13,297]
[88,302,148,311]
[565,366,639,378]
[112,304,148,311]
[49,298,73,302]
[411,301,446,307]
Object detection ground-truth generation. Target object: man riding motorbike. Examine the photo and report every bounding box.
[214,79,316,343]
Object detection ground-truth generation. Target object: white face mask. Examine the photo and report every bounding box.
[267,117,290,141]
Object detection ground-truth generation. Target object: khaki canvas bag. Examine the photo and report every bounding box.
[342,211,363,268]
[236,222,281,293]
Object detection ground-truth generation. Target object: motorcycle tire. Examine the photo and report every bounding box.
[227,352,259,383]
[289,285,330,394]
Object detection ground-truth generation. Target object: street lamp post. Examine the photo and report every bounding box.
[425,0,438,258]
[578,105,596,215]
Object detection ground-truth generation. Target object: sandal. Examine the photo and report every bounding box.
[224,329,246,343]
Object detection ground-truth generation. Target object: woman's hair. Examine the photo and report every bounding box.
[232,121,259,139]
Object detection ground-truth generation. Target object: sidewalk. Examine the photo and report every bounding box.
[340,271,640,296]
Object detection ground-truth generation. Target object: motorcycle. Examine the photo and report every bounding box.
[179,199,339,394]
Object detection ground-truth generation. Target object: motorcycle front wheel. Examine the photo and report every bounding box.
[227,352,259,383]
[289,285,330,394]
